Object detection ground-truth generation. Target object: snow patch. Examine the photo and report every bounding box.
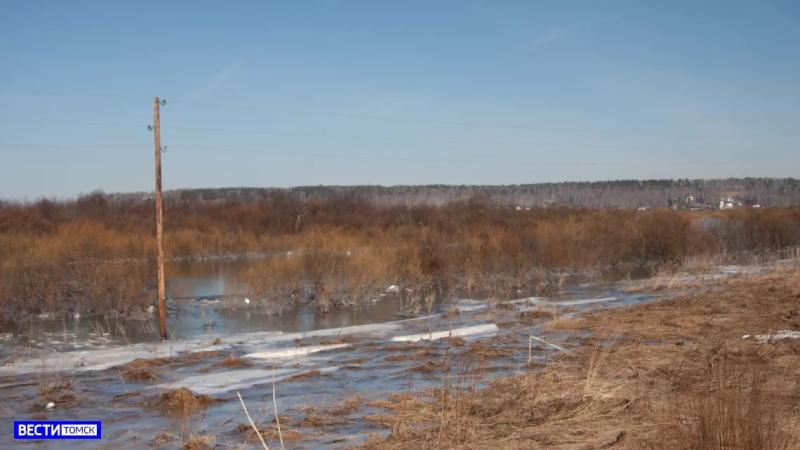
[742,330,800,342]
[245,343,351,359]
[156,366,339,395]
[391,324,499,342]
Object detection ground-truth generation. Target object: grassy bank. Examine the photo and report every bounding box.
[359,270,800,449]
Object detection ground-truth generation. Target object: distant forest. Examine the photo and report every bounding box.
[109,178,800,209]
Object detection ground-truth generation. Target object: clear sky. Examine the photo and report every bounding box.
[1,1,799,200]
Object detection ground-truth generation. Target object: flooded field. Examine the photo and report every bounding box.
[0,259,784,448]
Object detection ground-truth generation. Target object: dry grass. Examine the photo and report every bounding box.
[330,395,364,416]
[36,378,77,408]
[358,272,800,449]
[287,369,326,382]
[542,314,585,331]
[294,396,366,431]
[178,350,223,363]
[119,357,172,381]
[203,356,253,371]
[183,434,215,450]
[298,408,348,428]
[236,421,303,443]
[672,355,797,450]
[153,388,213,417]
[519,306,557,321]
[4,196,800,321]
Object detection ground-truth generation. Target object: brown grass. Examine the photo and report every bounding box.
[119,357,172,381]
[36,378,77,408]
[672,355,797,450]
[178,351,223,362]
[236,421,304,443]
[183,434,215,450]
[519,306,557,321]
[298,407,348,428]
[287,368,326,382]
[203,356,253,372]
[154,388,213,417]
[407,361,444,373]
[3,195,800,321]
[543,314,585,331]
[330,395,364,416]
[358,272,800,449]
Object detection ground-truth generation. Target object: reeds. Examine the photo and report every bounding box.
[672,351,797,450]
[3,195,800,321]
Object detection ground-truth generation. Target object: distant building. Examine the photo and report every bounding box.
[719,196,742,210]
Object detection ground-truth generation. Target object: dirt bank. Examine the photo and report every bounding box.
[360,270,800,449]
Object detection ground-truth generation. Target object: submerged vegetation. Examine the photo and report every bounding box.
[2,192,800,322]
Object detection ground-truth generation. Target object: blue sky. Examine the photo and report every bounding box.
[1,1,799,200]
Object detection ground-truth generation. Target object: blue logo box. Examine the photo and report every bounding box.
[14,421,102,440]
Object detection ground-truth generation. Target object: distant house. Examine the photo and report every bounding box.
[719,196,742,210]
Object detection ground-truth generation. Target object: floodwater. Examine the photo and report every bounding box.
[0,259,411,352]
[0,259,773,448]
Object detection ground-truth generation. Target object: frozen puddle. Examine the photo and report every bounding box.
[391,323,499,342]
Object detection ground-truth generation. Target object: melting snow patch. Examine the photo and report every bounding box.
[742,330,800,342]
[155,366,339,395]
[245,343,351,359]
[391,323,499,343]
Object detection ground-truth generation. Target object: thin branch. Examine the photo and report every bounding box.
[272,365,284,450]
[237,391,269,450]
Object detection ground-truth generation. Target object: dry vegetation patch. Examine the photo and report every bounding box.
[298,407,349,428]
[118,357,173,381]
[287,368,330,382]
[236,420,304,443]
[153,387,214,416]
[359,273,800,449]
[36,378,77,408]
[5,196,800,319]
[203,356,253,372]
[178,350,223,362]
[183,434,215,450]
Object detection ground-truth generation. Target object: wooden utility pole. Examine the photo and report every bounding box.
[153,97,168,340]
